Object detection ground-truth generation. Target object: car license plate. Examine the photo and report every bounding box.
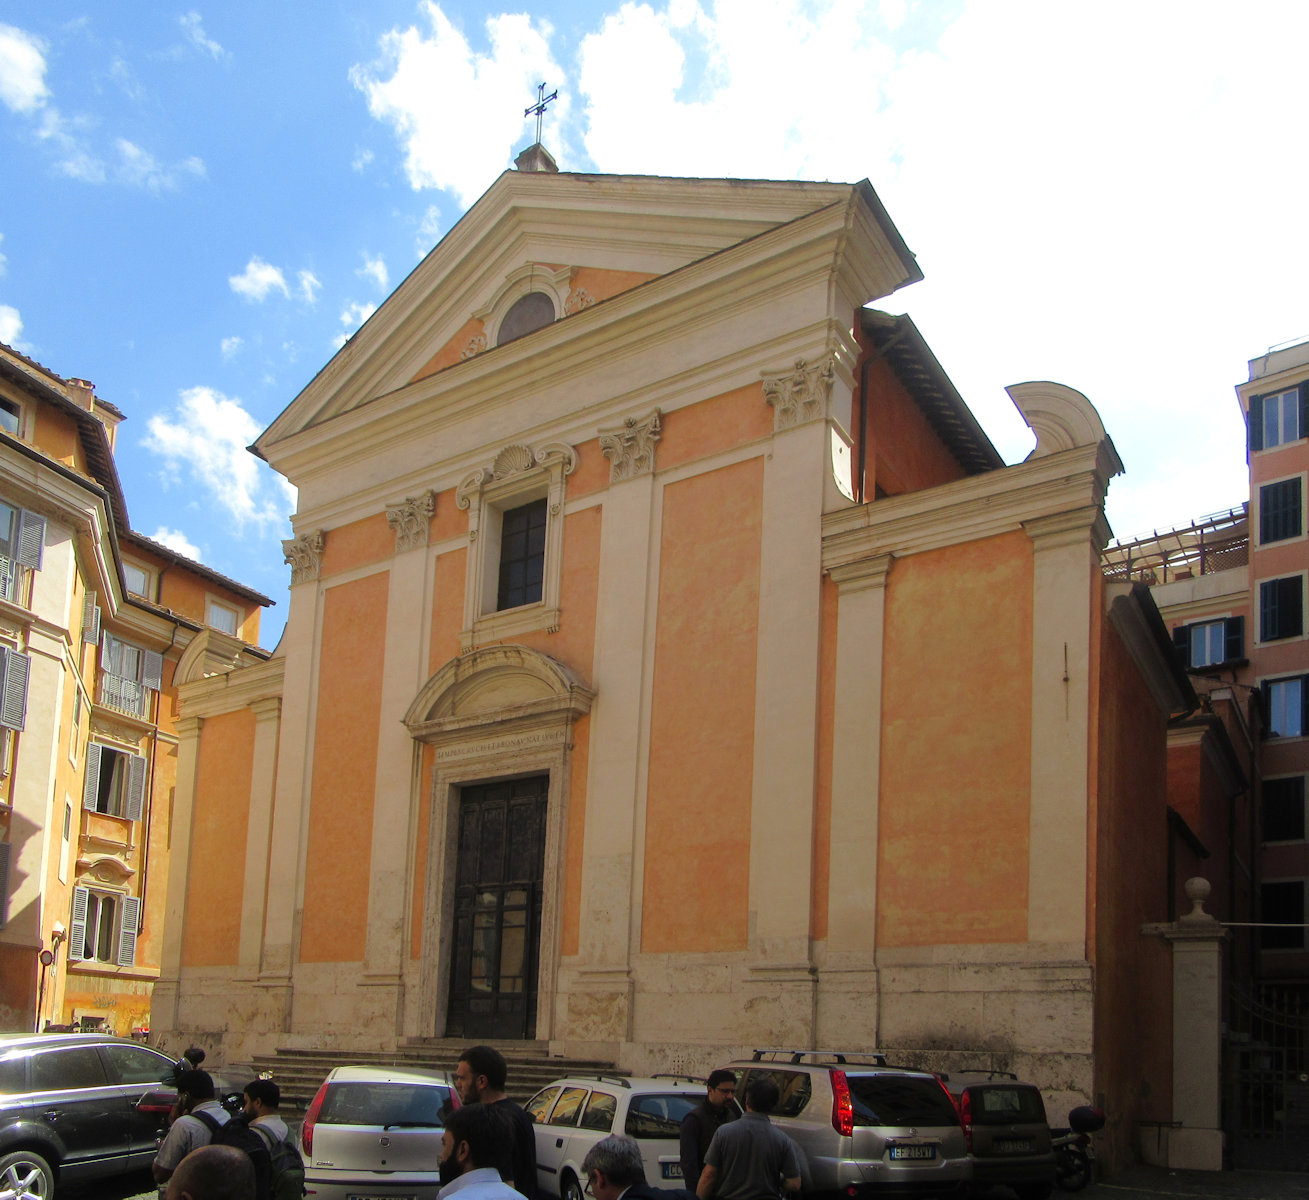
[996,1139,1034,1153]
[662,1163,684,1179]
[888,1144,936,1160]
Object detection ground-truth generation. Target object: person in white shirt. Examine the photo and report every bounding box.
[437,1103,529,1200]
[153,1070,231,1185]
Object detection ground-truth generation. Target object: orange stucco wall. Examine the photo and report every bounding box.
[181,709,257,967]
[560,714,590,958]
[1093,616,1173,1166]
[300,572,390,963]
[31,405,83,470]
[862,356,969,498]
[321,512,395,577]
[812,575,838,941]
[569,266,658,307]
[429,548,468,676]
[643,457,763,953]
[877,532,1033,945]
[658,385,773,475]
[566,440,609,501]
[412,316,487,383]
[430,487,465,544]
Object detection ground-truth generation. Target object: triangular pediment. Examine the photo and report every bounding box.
[257,171,916,457]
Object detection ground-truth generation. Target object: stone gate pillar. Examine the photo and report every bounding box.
[1144,876,1228,1170]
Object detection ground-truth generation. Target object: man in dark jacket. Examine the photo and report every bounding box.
[454,1045,537,1199]
[679,1071,738,1190]
[584,1134,695,1200]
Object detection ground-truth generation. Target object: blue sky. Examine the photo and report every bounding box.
[1,2,1305,647]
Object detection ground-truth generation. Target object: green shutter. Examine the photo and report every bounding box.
[69,886,89,962]
[82,743,103,811]
[117,895,141,966]
[0,647,29,732]
[16,509,44,570]
[82,592,101,644]
[125,754,146,821]
[142,650,163,692]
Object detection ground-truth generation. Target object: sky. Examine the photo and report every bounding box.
[1,1,1305,648]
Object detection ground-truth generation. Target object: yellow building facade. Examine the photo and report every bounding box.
[0,345,269,1036]
[156,164,1190,1166]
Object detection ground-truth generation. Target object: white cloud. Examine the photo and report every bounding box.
[143,386,290,530]
[0,233,6,277]
[297,270,321,304]
[180,12,226,60]
[417,205,441,254]
[150,527,202,560]
[358,255,389,291]
[352,147,374,172]
[220,336,242,359]
[0,304,21,346]
[352,2,564,205]
[0,24,49,114]
[114,139,206,191]
[229,256,290,302]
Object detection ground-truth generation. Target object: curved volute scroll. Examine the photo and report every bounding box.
[1006,380,1123,475]
[403,644,594,742]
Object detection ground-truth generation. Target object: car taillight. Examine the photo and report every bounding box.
[302,1081,329,1155]
[956,1089,972,1152]
[830,1069,854,1137]
[135,1088,177,1115]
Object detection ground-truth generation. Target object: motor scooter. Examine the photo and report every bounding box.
[1050,1104,1105,1192]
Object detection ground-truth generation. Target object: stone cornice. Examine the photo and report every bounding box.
[823,441,1116,569]
[177,656,286,719]
[828,554,893,594]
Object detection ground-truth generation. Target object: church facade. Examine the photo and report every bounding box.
[155,160,1189,1162]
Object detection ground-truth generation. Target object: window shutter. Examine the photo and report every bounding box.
[0,842,9,928]
[141,650,163,692]
[1225,616,1245,662]
[1249,393,1265,453]
[1172,624,1189,668]
[15,509,44,571]
[125,753,147,821]
[69,886,88,962]
[1299,384,1309,443]
[82,742,103,811]
[1286,577,1305,638]
[1262,580,1278,641]
[0,647,29,732]
[116,895,141,966]
[81,592,101,644]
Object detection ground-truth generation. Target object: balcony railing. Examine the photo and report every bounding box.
[98,672,147,718]
[1103,505,1249,585]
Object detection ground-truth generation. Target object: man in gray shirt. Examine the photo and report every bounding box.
[696,1078,801,1200]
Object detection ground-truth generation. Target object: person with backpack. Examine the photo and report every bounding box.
[243,1078,305,1200]
[153,1070,232,1185]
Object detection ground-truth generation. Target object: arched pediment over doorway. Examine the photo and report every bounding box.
[403,644,594,745]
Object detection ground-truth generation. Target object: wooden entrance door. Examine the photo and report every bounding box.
[447,776,548,1039]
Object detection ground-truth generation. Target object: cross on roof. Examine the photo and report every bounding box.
[525,82,558,145]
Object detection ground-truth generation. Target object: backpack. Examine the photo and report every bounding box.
[252,1121,307,1200]
[194,1110,272,1200]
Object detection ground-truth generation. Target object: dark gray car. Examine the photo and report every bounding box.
[940,1073,1054,1200]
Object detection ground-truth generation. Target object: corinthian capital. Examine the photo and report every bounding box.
[282,530,325,585]
[386,491,436,553]
[599,410,661,482]
[763,355,836,431]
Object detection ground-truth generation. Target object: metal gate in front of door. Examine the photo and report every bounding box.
[1225,983,1309,1170]
[447,775,548,1040]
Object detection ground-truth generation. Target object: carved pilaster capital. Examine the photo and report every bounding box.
[764,355,836,431]
[282,530,325,585]
[828,554,894,594]
[386,491,436,553]
[175,715,205,739]
[600,410,661,482]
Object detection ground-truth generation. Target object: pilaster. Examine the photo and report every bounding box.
[237,698,282,975]
[154,714,203,1031]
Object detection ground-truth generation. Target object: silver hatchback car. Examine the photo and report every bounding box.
[300,1064,457,1200]
[723,1051,970,1198]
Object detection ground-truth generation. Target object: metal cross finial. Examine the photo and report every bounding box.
[525,82,558,145]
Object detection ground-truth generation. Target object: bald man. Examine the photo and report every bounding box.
[165,1144,255,1200]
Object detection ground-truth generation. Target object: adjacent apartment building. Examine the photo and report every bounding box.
[0,344,270,1036]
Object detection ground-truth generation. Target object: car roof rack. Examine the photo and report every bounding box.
[569,1075,632,1088]
[749,1048,889,1066]
[651,1073,702,1083]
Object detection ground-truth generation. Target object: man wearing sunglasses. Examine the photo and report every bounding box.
[678,1071,739,1190]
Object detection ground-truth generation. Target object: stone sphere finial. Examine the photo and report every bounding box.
[1183,876,1213,922]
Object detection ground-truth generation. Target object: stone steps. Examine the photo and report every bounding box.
[251,1041,624,1114]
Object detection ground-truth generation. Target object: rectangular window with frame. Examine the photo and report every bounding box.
[68,886,141,965]
[1266,675,1309,738]
[81,743,147,819]
[1250,384,1309,452]
[497,498,547,611]
[122,562,150,599]
[1261,880,1306,951]
[1264,776,1307,843]
[206,599,239,636]
[1260,477,1303,544]
[1173,617,1243,669]
[1261,576,1304,642]
[98,633,162,718]
[0,500,45,604]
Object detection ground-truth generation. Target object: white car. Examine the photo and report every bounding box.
[300,1064,456,1199]
[526,1075,707,1200]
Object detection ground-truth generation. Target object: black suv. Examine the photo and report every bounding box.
[0,1032,234,1197]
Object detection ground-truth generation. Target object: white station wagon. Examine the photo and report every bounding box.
[526,1075,706,1200]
